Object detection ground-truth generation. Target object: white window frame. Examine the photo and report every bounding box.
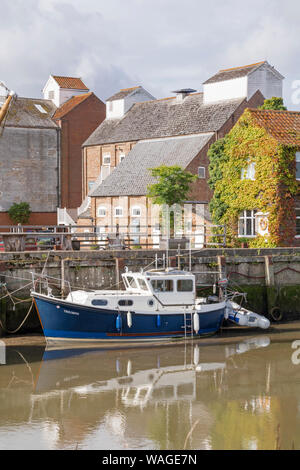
[48,90,54,100]
[296,152,300,181]
[296,207,300,238]
[103,153,111,165]
[131,206,141,217]
[238,210,257,237]
[198,167,205,179]
[114,206,123,217]
[97,206,106,217]
[241,160,255,180]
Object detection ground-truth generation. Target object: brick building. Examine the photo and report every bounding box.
[0,94,59,225]
[0,75,105,227]
[79,61,282,245]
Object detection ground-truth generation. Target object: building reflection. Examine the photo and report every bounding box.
[1,334,300,450]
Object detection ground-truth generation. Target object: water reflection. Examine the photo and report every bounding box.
[1,334,300,450]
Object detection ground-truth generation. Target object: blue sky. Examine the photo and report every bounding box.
[1,0,300,109]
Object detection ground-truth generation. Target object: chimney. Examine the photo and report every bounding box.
[172,88,196,103]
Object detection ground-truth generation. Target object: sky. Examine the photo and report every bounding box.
[1,0,300,109]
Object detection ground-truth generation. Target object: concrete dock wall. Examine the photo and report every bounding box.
[1,248,300,336]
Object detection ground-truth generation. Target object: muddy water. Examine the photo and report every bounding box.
[1,325,300,450]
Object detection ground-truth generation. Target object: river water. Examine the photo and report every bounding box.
[1,325,300,451]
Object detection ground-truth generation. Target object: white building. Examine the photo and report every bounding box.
[42,75,90,107]
[203,60,284,104]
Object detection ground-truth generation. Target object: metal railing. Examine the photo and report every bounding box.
[0,222,226,251]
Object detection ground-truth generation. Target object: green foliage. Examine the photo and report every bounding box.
[258,97,287,110]
[207,137,230,223]
[208,110,297,247]
[8,202,31,224]
[147,165,197,206]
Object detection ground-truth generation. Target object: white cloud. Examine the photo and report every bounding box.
[0,0,299,108]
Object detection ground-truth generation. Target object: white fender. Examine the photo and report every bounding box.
[193,312,200,334]
[193,345,199,365]
[127,311,132,328]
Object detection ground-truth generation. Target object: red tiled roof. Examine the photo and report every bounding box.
[53,92,93,119]
[248,108,300,146]
[52,75,89,90]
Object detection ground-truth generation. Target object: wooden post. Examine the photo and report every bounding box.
[264,255,275,286]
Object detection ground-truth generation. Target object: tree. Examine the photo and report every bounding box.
[147,165,197,206]
[259,97,287,111]
[8,202,31,224]
[147,165,197,236]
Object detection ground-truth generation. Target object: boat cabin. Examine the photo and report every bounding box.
[122,269,196,306]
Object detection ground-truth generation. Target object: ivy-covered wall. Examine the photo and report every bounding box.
[208,109,299,247]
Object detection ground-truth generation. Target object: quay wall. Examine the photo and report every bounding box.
[1,248,300,337]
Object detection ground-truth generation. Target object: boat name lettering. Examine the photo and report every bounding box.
[64,309,79,316]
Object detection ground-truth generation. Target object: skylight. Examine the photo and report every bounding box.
[34,103,48,114]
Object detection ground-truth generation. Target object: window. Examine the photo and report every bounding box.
[103,153,111,165]
[151,279,174,292]
[241,161,255,180]
[296,153,300,180]
[177,279,193,292]
[131,206,141,216]
[88,181,95,192]
[108,101,113,112]
[126,276,138,288]
[114,206,123,217]
[238,210,257,237]
[198,167,205,179]
[118,299,134,306]
[48,90,54,100]
[296,208,300,236]
[119,153,125,163]
[137,278,148,291]
[91,299,108,306]
[97,206,106,217]
[34,104,47,114]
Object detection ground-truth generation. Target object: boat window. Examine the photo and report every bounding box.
[91,299,108,306]
[118,299,134,306]
[151,279,173,292]
[137,278,148,290]
[177,279,194,292]
[126,276,138,289]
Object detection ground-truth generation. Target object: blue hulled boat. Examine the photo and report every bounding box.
[32,269,226,345]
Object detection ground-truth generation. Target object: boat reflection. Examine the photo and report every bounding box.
[5,333,300,450]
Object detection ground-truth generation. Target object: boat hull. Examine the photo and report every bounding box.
[33,294,225,344]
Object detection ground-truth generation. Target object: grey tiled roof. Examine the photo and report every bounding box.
[106,86,141,102]
[90,133,214,197]
[83,92,245,147]
[4,96,58,128]
[203,61,266,84]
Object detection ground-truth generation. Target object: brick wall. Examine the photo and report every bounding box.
[56,93,106,209]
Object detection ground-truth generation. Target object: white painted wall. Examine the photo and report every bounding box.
[106,87,155,119]
[106,99,124,119]
[43,75,89,107]
[203,76,248,103]
[248,65,283,99]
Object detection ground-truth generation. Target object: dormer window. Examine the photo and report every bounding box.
[241,161,255,180]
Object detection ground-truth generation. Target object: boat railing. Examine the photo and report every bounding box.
[30,271,72,299]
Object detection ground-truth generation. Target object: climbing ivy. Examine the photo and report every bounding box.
[208,109,298,247]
